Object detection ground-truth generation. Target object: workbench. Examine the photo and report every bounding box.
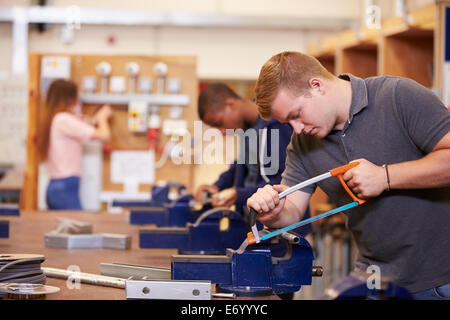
[0,210,279,300]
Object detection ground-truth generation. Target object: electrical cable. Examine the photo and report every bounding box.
[0,254,46,285]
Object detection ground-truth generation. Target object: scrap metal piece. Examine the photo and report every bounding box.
[44,233,131,250]
[44,234,103,249]
[102,234,132,250]
[49,217,93,235]
[125,279,211,300]
[100,263,171,280]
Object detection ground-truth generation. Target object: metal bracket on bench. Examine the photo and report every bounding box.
[126,279,211,300]
[100,263,171,280]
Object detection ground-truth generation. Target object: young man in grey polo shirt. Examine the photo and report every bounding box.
[247,51,450,299]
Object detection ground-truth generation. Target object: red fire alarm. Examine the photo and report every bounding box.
[107,35,116,45]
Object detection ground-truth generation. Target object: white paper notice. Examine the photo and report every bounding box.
[41,56,71,79]
[110,150,155,184]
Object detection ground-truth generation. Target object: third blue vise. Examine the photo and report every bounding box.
[110,182,198,227]
[128,194,198,227]
[139,208,249,254]
[111,182,185,208]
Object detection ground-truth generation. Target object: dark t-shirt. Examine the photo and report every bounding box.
[281,74,450,293]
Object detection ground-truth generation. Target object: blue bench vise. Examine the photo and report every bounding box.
[111,183,186,208]
[111,182,199,227]
[0,220,9,238]
[128,194,199,226]
[139,208,248,254]
[0,204,20,216]
[171,231,322,297]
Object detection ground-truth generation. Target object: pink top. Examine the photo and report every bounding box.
[47,112,95,178]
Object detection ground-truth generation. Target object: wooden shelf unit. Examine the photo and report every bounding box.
[308,4,436,89]
[379,5,435,88]
[337,28,379,78]
[307,36,338,75]
[380,27,434,88]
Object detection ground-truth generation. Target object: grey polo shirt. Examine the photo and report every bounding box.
[281,74,450,293]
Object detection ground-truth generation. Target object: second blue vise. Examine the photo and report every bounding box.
[139,208,248,254]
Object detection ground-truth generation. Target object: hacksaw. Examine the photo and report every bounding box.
[247,162,366,244]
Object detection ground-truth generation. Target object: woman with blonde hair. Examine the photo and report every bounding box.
[39,79,112,210]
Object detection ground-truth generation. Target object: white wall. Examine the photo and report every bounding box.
[1,0,435,80]
[135,26,311,80]
[48,0,362,19]
[375,0,434,18]
[26,23,331,80]
[0,23,12,72]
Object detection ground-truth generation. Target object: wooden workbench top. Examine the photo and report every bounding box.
[1,209,177,300]
[1,210,279,301]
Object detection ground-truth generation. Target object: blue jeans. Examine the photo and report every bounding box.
[412,282,450,300]
[46,176,82,210]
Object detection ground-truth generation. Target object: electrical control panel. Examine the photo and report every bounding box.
[128,101,148,133]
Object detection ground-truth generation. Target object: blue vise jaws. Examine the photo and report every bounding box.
[111,182,185,208]
[128,194,197,227]
[139,208,248,254]
[0,220,9,238]
[0,204,20,216]
[171,230,323,296]
[111,183,198,227]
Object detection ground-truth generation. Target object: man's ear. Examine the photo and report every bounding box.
[308,78,325,95]
[224,97,237,110]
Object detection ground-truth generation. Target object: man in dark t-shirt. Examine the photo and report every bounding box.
[247,51,450,299]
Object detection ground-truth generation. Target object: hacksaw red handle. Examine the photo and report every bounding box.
[329,162,359,176]
[329,162,366,205]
